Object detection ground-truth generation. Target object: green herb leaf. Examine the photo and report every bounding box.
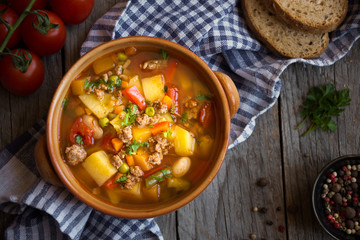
[296,84,351,136]
[196,93,212,101]
[121,103,138,127]
[126,139,149,155]
[75,135,84,145]
[163,86,168,93]
[160,49,169,60]
[169,106,175,114]
[116,174,128,184]
[153,176,164,182]
[62,98,69,110]
[162,130,172,138]
[180,112,188,123]
[146,99,151,105]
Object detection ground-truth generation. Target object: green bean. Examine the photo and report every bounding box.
[144,168,172,189]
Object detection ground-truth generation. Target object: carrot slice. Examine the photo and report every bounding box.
[126,155,135,166]
[162,95,173,110]
[111,138,123,152]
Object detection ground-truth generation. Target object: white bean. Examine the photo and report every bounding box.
[82,115,103,139]
[172,157,191,178]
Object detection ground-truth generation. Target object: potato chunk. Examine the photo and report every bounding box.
[173,126,195,156]
[141,75,165,102]
[82,150,117,186]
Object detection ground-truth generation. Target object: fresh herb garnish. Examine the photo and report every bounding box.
[62,98,69,110]
[196,93,212,101]
[121,103,138,127]
[163,130,172,138]
[160,49,169,60]
[145,99,151,105]
[195,138,201,145]
[75,135,84,145]
[116,174,128,184]
[160,169,172,178]
[163,85,168,93]
[169,106,175,114]
[84,77,121,92]
[180,112,188,123]
[153,176,164,182]
[296,84,351,136]
[126,139,149,155]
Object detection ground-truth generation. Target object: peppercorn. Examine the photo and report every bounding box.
[249,233,256,239]
[265,220,273,226]
[256,178,269,187]
[259,207,268,214]
[252,207,258,212]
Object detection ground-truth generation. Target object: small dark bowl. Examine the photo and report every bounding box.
[313,155,360,240]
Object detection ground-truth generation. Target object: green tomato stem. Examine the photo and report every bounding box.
[0,0,37,53]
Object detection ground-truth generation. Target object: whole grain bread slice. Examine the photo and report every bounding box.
[241,0,329,59]
[262,0,348,33]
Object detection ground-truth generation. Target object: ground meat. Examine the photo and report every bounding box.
[148,152,163,165]
[65,144,87,166]
[130,166,144,177]
[110,154,123,169]
[153,100,168,114]
[113,89,122,99]
[140,59,167,70]
[124,174,141,189]
[95,88,105,100]
[102,73,108,82]
[136,113,160,127]
[184,99,198,108]
[119,126,133,146]
[153,135,173,155]
[115,65,123,75]
[123,59,131,69]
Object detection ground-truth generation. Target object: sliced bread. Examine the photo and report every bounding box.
[262,0,348,33]
[241,0,329,59]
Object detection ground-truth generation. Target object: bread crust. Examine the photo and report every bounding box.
[262,0,348,34]
[241,0,329,59]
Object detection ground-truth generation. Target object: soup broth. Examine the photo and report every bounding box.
[60,47,217,205]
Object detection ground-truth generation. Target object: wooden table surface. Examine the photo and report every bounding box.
[1,1,359,239]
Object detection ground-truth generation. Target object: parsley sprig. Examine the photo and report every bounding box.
[296,84,351,136]
[84,77,121,92]
[116,174,128,184]
[121,103,138,127]
[126,139,149,155]
[196,93,212,101]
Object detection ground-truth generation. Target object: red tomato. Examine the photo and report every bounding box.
[21,10,66,56]
[49,0,94,25]
[6,0,47,15]
[0,49,44,95]
[198,102,215,128]
[69,117,94,146]
[0,4,21,49]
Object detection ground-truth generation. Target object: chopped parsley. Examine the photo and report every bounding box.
[126,139,149,155]
[116,174,128,184]
[75,135,84,145]
[161,169,172,178]
[153,176,164,182]
[121,103,138,127]
[196,93,212,101]
[84,77,121,92]
[160,49,169,60]
[163,85,168,93]
[180,112,188,123]
[62,98,69,110]
[169,106,175,114]
[145,99,151,105]
[162,130,172,138]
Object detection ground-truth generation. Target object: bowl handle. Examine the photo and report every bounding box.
[34,135,63,187]
[213,71,240,118]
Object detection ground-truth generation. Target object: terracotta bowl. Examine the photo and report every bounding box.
[36,36,240,218]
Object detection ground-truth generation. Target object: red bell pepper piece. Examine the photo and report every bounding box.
[164,60,177,83]
[151,121,169,135]
[69,117,94,146]
[198,102,215,128]
[101,134,118,154]
[123,86,147,110]
[166,86,180,116]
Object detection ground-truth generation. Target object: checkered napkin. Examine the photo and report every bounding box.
[0,120,162,240]
[81,0,360,148]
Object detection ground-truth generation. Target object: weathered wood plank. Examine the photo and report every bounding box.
[280,40,360,239]
[176,101,286,239]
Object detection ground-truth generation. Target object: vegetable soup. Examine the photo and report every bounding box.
[60,46,217,205]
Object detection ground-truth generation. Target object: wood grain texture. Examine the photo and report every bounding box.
[280,40,360,240]
[0,0,359,239]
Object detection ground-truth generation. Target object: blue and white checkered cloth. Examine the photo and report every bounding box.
[1,0,359,239]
